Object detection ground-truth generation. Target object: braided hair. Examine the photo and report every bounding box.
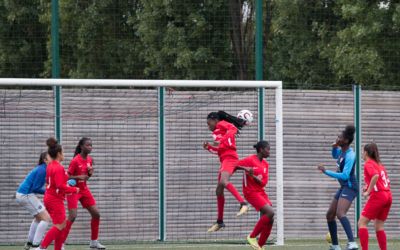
[207,111,246,130]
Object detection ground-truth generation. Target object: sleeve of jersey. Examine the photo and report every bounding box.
[68,159,77,176]
[31,167,46,194]
[237,157,253,167]
[55,168,78,194]
[331,147,341,159]
[324,152,355,181]
[218,122,237,143]
[206,144,218,155]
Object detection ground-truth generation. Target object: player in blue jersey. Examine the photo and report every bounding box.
[318,125,359,250]
[16,152,51,250]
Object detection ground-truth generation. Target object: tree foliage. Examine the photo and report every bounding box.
[0,0,399,89]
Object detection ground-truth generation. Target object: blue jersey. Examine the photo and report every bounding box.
[324,147,358,191]
[17,163,47,195]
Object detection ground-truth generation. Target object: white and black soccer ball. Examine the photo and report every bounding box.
[237,109,253,125]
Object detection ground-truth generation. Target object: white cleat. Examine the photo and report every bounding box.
[329,245,342,250]
[90,240,106,250]
[346,241,358,250]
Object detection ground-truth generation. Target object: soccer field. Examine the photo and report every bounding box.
[1,240,399,250]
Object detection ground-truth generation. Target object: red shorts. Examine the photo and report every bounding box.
[67,187,96,210]
[219,157,238,175]
[362,191,392,221]
[245,192,272,211]
[44,195,66,224]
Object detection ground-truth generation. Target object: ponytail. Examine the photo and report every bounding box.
[207,111,246,130]
[74,137,91,156]
[364,142,381,164]
[38,151,48,165]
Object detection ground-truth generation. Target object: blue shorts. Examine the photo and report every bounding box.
[334,187,358,202]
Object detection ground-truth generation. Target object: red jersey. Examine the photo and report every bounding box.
[45,160,78,199]
[206,120,238,160]
[68,154,93,189]
[237,155,269,194]
[364,159,390,193]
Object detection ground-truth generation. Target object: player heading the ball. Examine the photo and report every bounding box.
[204,110,250,233]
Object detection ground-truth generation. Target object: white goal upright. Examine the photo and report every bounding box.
[0,78,284,245]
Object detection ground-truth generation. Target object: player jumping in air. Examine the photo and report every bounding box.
[36,138,79,250]
[237,141,273,250]
[63,137,105,250]
[318,125,359,250]
[203,111,249,232]
[358,143,392,250]
[16,152,51,249]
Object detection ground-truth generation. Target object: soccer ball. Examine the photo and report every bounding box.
[326,232,332,244]
[237,109,253,125]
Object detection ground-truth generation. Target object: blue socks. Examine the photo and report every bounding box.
[328,220,339,245]
[339,216,354,242]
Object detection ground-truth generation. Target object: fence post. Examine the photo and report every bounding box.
[158,87,166,241]
[51,0,62,142]
[353,84,362,236]
[256,0,264,141]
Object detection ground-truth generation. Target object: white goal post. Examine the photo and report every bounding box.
[0,78,284,245]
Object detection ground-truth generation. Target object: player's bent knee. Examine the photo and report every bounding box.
[92,211,100,219]
[68,211,77,222]
[326,212,335,221]
[336,210,346,219]
[268,211,275,220]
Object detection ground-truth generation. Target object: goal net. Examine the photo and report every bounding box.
[0,78,283,245]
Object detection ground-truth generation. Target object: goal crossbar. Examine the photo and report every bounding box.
[0,78,282,88]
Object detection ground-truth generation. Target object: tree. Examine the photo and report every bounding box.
[40,0,146,79]
[321,0,400,89]
[0,0,47,77]
[135,0,237,80]
[266,0,338,89]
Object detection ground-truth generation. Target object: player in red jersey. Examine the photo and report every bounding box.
[358,142,392,250]
[63,137,105,250]
[35,138,79,250]
[236,141,273,250]
[203,111,249,232]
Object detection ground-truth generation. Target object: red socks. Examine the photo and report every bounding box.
[258,222,273,247]
[91,218,100,240]
[225,183,245,203]
[250,215,270,238]
[40,226,61,249]
[217,196,225,222]
[359,228,387,250]
[376,230,387,250]
[358,227,368,250]
[60,220,73,244]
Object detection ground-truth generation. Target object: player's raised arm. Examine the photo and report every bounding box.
[318,125,359,250]
[205,111,249,233]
